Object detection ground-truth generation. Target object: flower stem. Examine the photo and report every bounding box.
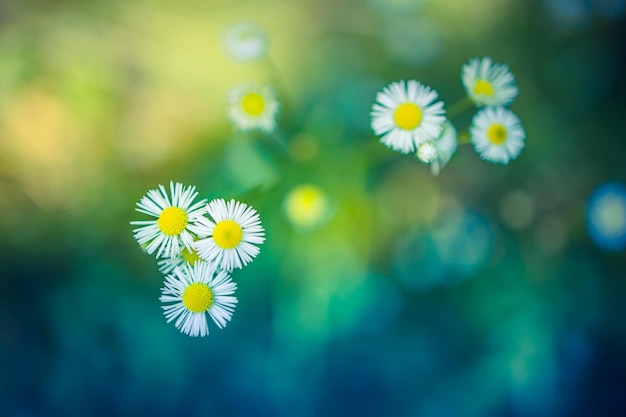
[265,54,289,100]
[458,131,471,145]
[446,96,473,120]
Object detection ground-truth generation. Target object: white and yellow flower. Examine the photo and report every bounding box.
[470,107,525,165]
[416,120,458,175]
[223,21,268,62]
[131,182,206,259]
[160,261,237,337]
[371,80,446,154]
[462,57,519,107]
[192,199,265,271]
[228,85,279,132]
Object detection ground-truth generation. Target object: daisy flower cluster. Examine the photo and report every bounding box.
[131,181,265,337]
[371,57,526,173]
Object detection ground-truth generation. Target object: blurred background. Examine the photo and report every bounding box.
[1,0,626,416]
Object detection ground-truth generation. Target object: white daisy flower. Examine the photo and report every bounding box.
[131,182,206,259]
[371,80,446,154]
[160,261,237,337]
[157,243,202,275]
[470,107,525,165]
[228,84,280,132]
[462,57,519,107]
[223,21,268,62]
[192,199,265,271]
[416,120,458,175]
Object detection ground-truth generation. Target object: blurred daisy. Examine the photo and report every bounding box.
[158,244,202,275]
[131,182,206,259]
[371,80,446,154]
[587,182,626,251]
[283,184,333,229]
[223,21,268,61]
[228,85,280,132]
[416,120,458,175]
[462,57,519,107]
[160,261,237,337]
[193,199,265,271]
[470,107,525,165]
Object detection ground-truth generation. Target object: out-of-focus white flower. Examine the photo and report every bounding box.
[223,22,268,61]
[228,84,280,132]
[462,57,519,107]
[470,107,525,165]
[416,120,458,175]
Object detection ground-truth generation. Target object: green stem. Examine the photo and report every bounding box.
[446,96,473,120]
[264,54,294,131]
[265,54,289,100]
[458,131,471,145]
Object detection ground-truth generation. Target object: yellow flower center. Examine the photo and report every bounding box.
[213,220,243,249]
[181,246,200,266]
[157,207,188,236]
[242,93,265,116]
[393,102,423,130]
[487,123,508,145]
[474,79,494,96]
[182,283,213,313]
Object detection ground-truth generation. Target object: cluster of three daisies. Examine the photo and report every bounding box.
[131,182,265,337]
[371,57,525,171]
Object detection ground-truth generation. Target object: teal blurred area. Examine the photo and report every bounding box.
[1,0,626,416]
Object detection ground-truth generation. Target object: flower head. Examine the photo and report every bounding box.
[371,80,446,154]
[470,107,525,165]
[160,261,238,337]
[462,57,519,107]
[228,84,280,132]
[417,142,438,164]
[416,120,458,176]
[587,182,626,251]
[131,182,206,259]
[192,199,265,271]
[223,22,268,61]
